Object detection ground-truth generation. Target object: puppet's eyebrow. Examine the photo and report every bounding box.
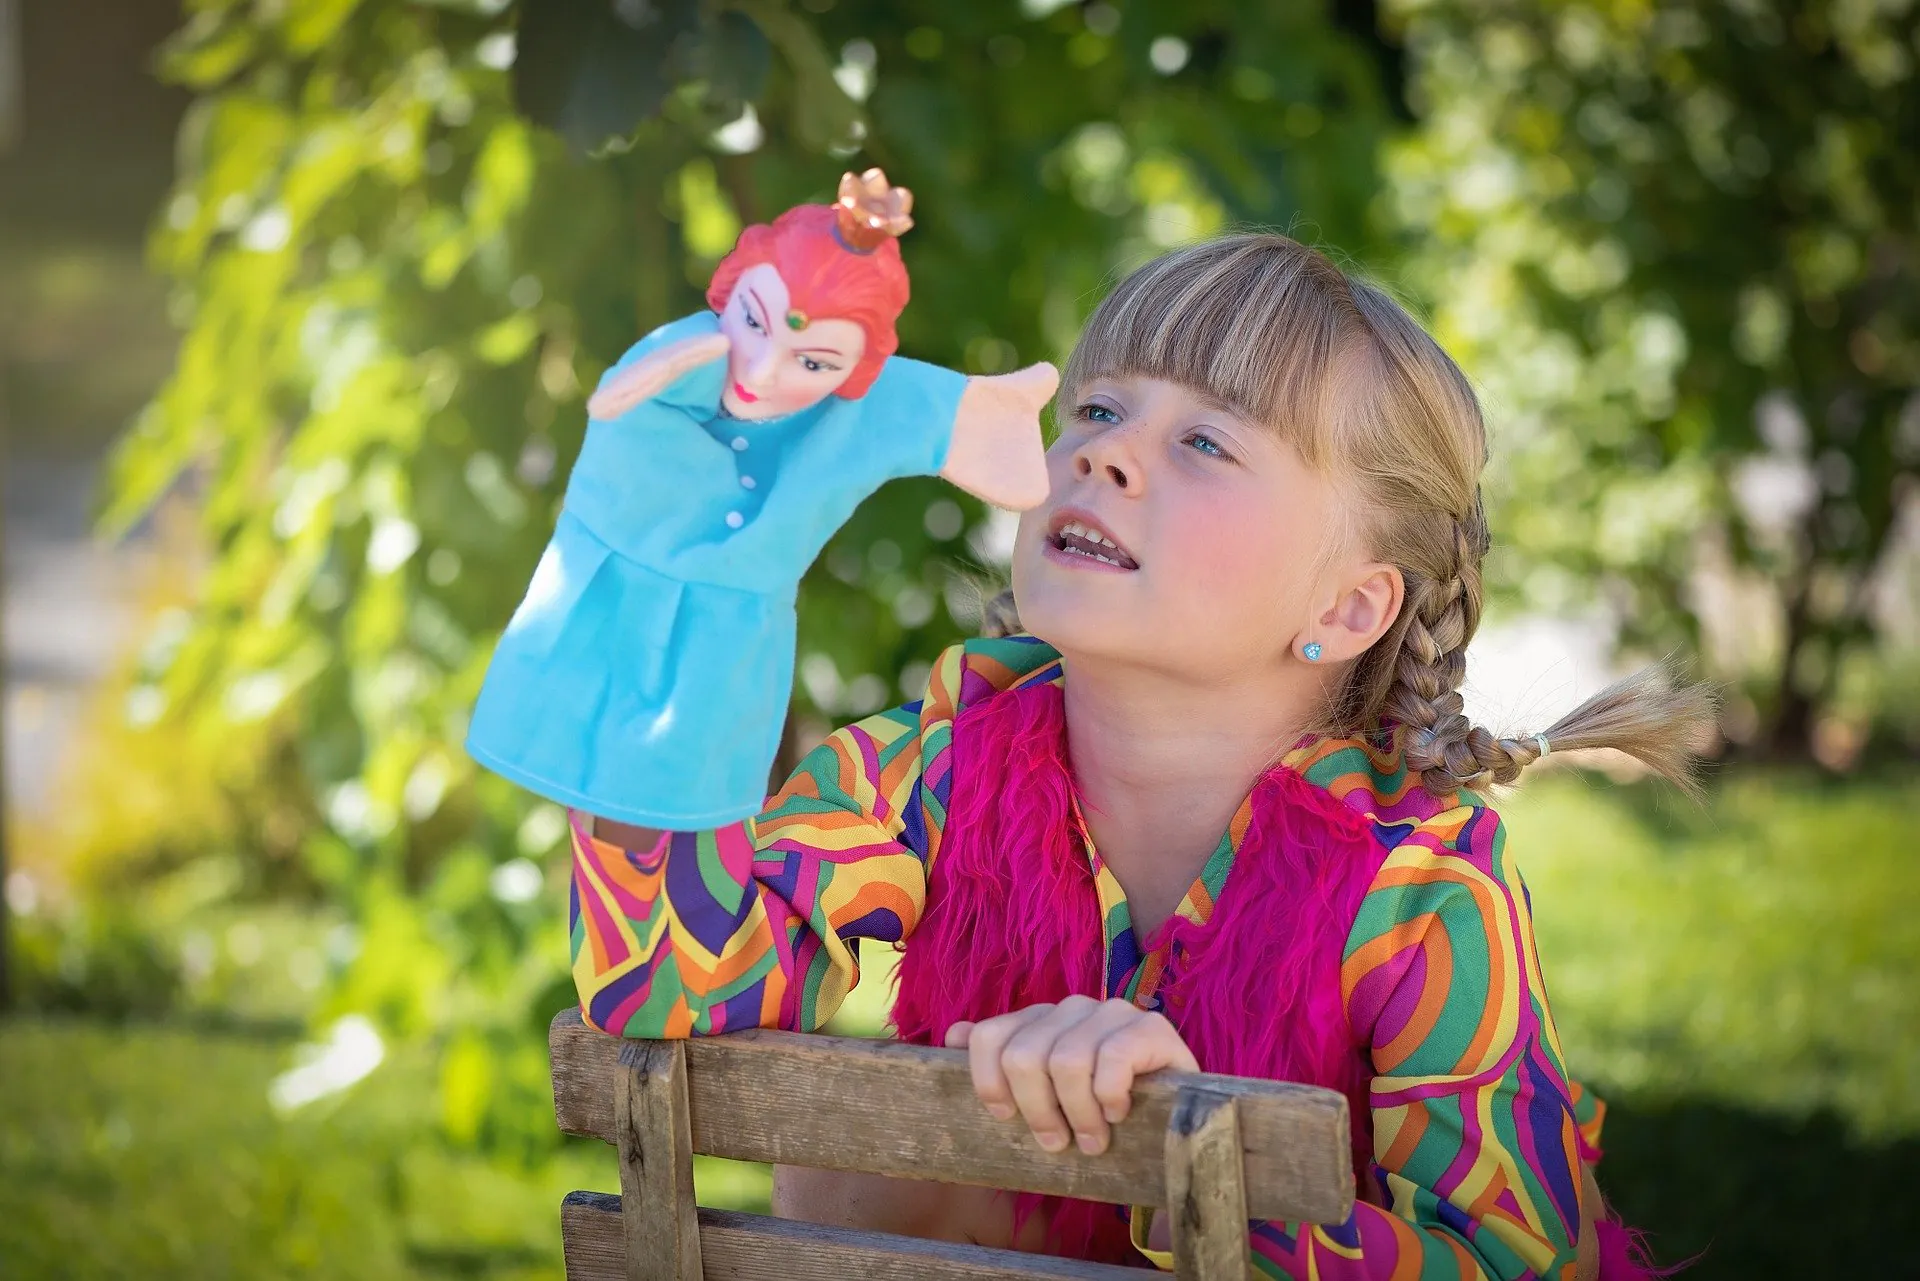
[793,345,847,357]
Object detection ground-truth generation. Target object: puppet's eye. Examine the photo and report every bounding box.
[801,357,824,373]
[742,306,763,332]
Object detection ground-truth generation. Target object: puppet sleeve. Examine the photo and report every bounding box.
[1217,809,1591,1280]
[857,354,971,480]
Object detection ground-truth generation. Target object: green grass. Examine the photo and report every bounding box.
[2,769,1915,1279]
[0,1019,767,1280]
[1499,770,1920,1278]
[1505,770,1920,1138]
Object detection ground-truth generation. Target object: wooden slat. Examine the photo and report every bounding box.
[551,1010,1354,1225]
[1166,1087,1250,1281]
[614,1040,701,1281]
[561,1192,1148,1281]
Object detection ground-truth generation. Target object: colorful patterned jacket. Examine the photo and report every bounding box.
[570,635,1607,1278]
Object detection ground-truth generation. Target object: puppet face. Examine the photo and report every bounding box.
[718,264,868,420]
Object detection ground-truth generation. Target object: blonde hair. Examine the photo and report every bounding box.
[994,233,1715,797]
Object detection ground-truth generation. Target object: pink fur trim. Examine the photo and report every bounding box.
[1596,1219,1690,1278]
[893,680,1388,1261]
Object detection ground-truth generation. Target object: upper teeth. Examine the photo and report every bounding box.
[1060,520,1119,551]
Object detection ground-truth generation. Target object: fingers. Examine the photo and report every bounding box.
[1045,998,1147,1154]
[958,998,1201,1159]
[964,1005,1051,1124]
[1090,1012,1199,1128]
[1000,997,1103,1151]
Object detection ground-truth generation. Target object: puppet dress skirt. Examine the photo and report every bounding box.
[465,510,793,828]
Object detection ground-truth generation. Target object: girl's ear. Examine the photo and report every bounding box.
[1301,563,1404,664]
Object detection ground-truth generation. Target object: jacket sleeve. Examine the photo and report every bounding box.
[1240,808,1591,1280]
[569,696,937,1037]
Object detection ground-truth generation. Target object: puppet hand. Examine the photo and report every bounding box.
[945,996,1199,1156]
[586,331,731,421]
[941,362,1057,511]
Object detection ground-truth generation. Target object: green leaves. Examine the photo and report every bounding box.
[512,0,704,156]
[1387,0,1919,752]
[509,0,851,157]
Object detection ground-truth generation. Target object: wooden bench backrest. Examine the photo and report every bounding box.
[549,1009,1355,1280]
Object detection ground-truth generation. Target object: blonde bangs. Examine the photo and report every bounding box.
[1060,235,1368,468]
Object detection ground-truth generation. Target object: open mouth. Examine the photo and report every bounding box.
[732,381,760,404]
[1045,509,1139,570]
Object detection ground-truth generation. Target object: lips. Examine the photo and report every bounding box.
[1044,506,1139,570]
[732,381,760,404]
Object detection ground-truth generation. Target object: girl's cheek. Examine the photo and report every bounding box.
[1168,493,1268,584]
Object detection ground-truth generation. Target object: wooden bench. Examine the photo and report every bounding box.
[548,1009,1355,1280]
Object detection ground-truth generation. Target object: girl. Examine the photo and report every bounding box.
[569,233,1711,1277]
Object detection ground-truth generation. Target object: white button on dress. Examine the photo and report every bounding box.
[731,436,748,451]
[740,475,756,489]
[725,511,744,529]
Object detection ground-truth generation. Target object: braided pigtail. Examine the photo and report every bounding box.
[980,588,1024,639]
[1372,501,1715,799]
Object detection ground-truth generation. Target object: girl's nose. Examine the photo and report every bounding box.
[1073,430,1142,493]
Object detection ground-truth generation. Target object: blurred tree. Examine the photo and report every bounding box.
[1387,0,1919,758]
[105,0,1396,1153]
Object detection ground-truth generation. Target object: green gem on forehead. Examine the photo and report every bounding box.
[785,309,808,331]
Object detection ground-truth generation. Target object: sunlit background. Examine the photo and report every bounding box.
[2,2,1917,1278]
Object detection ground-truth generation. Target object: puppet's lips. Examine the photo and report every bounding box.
[732,381,760,404]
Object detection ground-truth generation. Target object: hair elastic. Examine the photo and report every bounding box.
[1533,733,1552,759]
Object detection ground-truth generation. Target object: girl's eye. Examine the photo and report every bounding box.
[1185,431,1234,461]
[1075,402,1121,425]
[800,357,825,373]
[742,307,763,332]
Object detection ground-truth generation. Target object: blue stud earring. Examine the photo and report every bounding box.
[1303,642,1323,662]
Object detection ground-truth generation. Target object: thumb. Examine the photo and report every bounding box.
[944,1021,976,1049]
[1008,361,1060,406]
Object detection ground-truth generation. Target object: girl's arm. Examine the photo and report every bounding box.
[570,696,937,1038]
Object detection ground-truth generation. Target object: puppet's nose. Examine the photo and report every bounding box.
[746,347,780,389]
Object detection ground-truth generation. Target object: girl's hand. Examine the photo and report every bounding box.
[586,331,732,421]
[945,996,1200,1157]
[941,363,1057,511]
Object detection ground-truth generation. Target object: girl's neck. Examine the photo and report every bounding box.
[1059,653,1321,936]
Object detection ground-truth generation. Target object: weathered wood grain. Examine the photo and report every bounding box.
[560,1192,1149,1281]
[550,1010,1354,1226]
[1166,1087,1251,1281]
[613,1040,701,1281]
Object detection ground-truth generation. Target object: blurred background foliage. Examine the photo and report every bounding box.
[1,1,1916,1278]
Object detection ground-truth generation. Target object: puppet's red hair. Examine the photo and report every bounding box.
[706,204,909,398]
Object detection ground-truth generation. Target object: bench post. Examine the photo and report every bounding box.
[614,1039,701,1281]
[1166,1085,1250,1281]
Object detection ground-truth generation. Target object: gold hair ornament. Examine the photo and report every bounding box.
[834,168,914,253]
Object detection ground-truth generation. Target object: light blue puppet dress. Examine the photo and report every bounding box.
[466,310,968,827]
